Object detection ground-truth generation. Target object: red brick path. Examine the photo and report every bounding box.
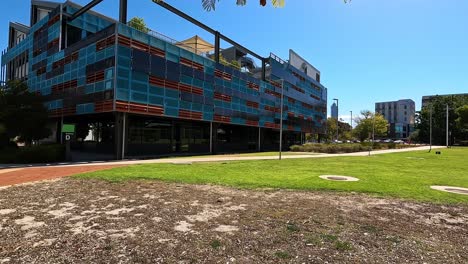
[0,165,124,187]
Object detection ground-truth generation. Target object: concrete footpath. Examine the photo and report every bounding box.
[0,146,445,187]
[0,145,445,169]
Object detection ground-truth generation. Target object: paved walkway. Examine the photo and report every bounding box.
[0,146,445,187]
[0,165,124,187]
[0,146,444,170]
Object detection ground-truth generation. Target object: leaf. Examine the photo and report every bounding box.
[202,0,220,11]
[270,0,285,7]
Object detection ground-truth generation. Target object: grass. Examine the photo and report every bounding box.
[274,251,291,259]
[334,240,353,251]
[173,151,317,159]
[77,147,468,204]
[286,222,300,232]
[210,240,222,249]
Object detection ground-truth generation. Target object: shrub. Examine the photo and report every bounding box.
[0,144,65,163]
[288,142,416,154]
[290,145,302,151]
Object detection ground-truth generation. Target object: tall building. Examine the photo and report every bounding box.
[375,99,415,139]
[330,102,338,119]
[1,0,328,159]
[422,93,468,108]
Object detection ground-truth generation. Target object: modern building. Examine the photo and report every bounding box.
[422,93,468,108]
[375,99,415,139]
[330,102,338,119]
[1,0,328,159]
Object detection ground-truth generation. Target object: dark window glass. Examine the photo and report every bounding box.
[132,49,150,73]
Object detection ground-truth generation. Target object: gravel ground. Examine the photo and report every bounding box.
[0,178,467,263]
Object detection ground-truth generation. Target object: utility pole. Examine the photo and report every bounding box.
[279,79,284,160]
[350,111,353,128]
[333,98,339,142]
[369,113,376,156]
[446,104,449,148]
[429,105,432,152]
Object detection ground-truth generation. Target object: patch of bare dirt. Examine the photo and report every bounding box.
[0,178,467,263]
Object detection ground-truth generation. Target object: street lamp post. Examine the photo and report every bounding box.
[429,105,433,152]
[369,112,376,156]
[279,79,285,160]
[446,104,449,148]
[333,98,339,142]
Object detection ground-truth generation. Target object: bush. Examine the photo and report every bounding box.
[0,144,65,163]
[289,142,417,154]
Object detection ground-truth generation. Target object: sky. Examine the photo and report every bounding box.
[1,0,467,123]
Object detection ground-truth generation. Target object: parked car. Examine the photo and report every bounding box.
[383,139,393,143]
[394,140,404,144]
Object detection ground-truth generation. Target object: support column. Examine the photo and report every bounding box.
[211,122,219,154]
[209,121,213,154]
[257,127,261,151]
[261,59,266,81]
[214,31,220,63]
[114,112,127,160]
[119,0,128,24]
[122,112,127,159]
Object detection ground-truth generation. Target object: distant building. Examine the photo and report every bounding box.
[422,93,468,108]
[375,99,415,139]
[331,102,338,119]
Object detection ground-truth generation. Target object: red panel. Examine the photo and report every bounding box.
[214,92,232,102]
[149,46,165,58]
[94,100,113,113]
[179,110,203,120]
[131,39,149,52]
[246,120,259,127]
[51,79,78,93]
[246,101,259,108]
[264,122,280,129]
[247,82,260,91]
[86,70,105,84]
[265,89,281,98]
[47,15,60,26]
[180,57,204,71]
[115,101,164,116]
[118,35,131,47]
[96,35,115,51]
[214,114,232,123]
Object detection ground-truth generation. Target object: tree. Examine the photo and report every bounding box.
[455,105,468,129]
[455,104,468,143]
[417,95,468,145]
[325,117,352,142]
[0,81,51,147]
[128,17,148,33]
[352,110,388,142]
[197,0,351,11]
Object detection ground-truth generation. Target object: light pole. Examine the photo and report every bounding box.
[279,79,285,160]
[350,111,353,128]
[446,104,449,148]
[369,112,376,156]
[429,105,432,152]
[333,98,339,142]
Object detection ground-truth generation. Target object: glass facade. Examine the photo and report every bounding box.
[1,1,327,157]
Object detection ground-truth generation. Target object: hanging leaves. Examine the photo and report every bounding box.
[202,0,221,11]
[198,0,350,11]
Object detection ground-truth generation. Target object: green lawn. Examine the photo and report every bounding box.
[77,148,468,204]
[173,151,318,159]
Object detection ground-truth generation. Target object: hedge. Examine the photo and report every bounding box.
[0,144,65,163]
[290,143,418,154]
